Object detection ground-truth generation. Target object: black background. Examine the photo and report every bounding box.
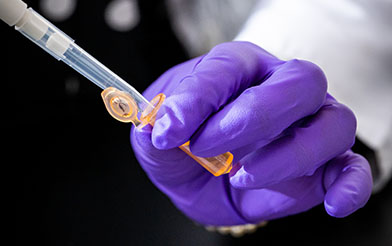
[5,0,391,245]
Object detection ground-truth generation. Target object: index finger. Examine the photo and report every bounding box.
[151,41,283,150]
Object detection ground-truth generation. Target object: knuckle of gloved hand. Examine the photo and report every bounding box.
[210,42,262,72]
[239,87,278,138]
[286,59,328,101]
[329,102,357,151]
[212,41,257,55]
[337,105,357,150]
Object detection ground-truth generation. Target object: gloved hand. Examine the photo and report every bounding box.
[131,42,373,226]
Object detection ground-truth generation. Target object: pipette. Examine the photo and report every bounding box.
[0,0,233,176]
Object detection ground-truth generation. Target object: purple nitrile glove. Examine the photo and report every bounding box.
[130,42,373,226]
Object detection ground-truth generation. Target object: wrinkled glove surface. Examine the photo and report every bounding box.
[131,42,373,226]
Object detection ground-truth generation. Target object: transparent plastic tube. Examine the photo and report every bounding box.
[9,7,233,176]
[15,8,151,118]
[64,43,150,108]
[13,7,152,126]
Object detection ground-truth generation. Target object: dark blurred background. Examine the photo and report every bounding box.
[5,0,391,245]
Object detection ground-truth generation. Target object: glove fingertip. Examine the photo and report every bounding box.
[151,114,181,150]
[131,125,155,152]
[151,130,170,150]
[323,153,373,218]
[324,185,371,218]
[324,172,372,218]
[324,200,352,218]
[324,186,367,218]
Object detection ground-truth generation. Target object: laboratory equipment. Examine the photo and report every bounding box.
[0,0,233,176]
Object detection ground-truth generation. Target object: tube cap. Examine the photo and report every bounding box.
[0,0,27,26]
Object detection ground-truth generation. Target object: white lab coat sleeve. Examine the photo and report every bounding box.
[235,0,392,191]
